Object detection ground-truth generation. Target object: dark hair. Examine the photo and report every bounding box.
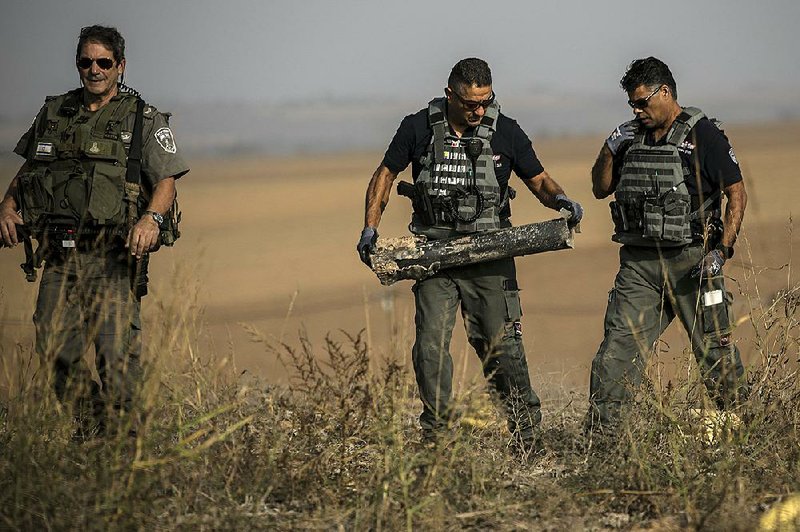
[448,58,492,93]
[620,56,677,100]
[76,25,125,64]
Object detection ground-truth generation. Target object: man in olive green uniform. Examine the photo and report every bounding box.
[0,26,189,430]
[357,58,582,451]
[587,57,748,430]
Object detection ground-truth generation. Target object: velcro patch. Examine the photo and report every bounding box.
[154,127,177,153]
[702,289,723,307]
[35,142,54,156]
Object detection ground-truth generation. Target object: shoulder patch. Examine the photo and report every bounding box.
[154,127,177,153]
[143,105,157,117]
[728,147,739,165]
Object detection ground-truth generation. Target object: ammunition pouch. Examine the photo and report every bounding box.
[641,193,692,243]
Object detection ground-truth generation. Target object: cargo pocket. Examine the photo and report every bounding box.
[88,164,125,225]
[701,287,733,339]
[603,288,618,333]
[17,168,54,227]
[503,286,523,339]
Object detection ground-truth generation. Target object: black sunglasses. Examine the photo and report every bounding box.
[627,85,662,109]
[77,57,115,70]
[449,89,495,111]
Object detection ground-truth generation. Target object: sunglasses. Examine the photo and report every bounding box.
[627,85,662,109]
[449,89,496,111]
[77,57,115,70]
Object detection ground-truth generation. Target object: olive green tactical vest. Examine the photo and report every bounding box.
[17,89,141,231]
[612,107,712,247]
[409,97,503,240]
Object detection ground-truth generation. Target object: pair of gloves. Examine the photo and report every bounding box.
[356,196,584,267]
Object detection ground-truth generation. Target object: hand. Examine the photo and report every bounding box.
[690,249,726,280]
[554,194,583,226]
[0,200,24,247]
[126,215,160,259]
[605,120,638,155]
[356,227,378,267]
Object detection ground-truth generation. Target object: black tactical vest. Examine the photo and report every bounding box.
[409,97,504,240]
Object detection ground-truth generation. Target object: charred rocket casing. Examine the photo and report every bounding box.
[370,218,575,286]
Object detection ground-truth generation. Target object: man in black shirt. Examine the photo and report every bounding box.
[357,58,582,452]
[587,57,748,430]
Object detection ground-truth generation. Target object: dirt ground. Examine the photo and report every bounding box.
[1,121,798,401]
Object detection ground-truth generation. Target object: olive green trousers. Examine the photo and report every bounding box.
[34,246,142,416]
[412,258,541,442]
[588,244,748,428]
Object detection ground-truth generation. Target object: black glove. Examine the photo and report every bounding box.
[605,120,638,155]
[357,227,378,267]
[555,194,583,226]
[690,249,726,280]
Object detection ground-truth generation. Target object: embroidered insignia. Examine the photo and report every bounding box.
[154,127,177,154]
[88,142,100,154]
[513,321,523,337]
[729,147,738,165]
[120,131,132,143]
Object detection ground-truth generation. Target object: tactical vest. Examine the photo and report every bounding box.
[409,97,504,240]
[17,89,143,233]
[611,107,719,247]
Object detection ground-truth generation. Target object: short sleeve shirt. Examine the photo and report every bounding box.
[14,92,189,190]
[382,105,545,219]
[613,116,742,202]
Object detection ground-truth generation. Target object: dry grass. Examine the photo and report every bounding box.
[0,245,798,531]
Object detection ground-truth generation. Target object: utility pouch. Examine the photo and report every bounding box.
[661,196,692,243]
[641,196,664,239]
[454,194,479,232]
[87,164,126,225]
[17,167,54,228]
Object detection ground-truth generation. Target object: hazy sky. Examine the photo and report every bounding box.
[2,0,799,116]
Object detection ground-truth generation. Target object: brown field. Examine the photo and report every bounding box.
[1,121,798,398]
[2,122,799,530]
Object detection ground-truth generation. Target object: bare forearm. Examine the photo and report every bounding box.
[145,177,176,215]
[722,182,746,248]
[364,165,396,228]
[521,170,565,209]
[591,145,615,199]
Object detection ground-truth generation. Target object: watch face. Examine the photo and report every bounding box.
[149,211,164,225]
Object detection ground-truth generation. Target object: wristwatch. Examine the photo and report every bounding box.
[145,210,164,227]
[715,243,734,259]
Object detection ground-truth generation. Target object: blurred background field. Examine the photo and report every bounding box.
[1,120,798,398]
